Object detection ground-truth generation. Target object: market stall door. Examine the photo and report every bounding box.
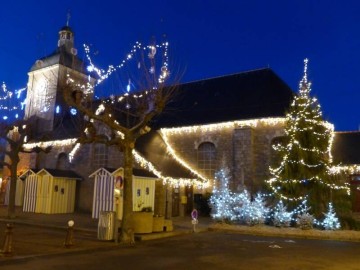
[132,177,156,211]
[35,175,51,213]
[4,178,24,206]
[92,174,115,219]
[50,178,76,214]
[23,175,38,212]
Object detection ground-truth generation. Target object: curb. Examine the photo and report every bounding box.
[135,227,209,241]
[0,218,97,234]
[209,224,360,242]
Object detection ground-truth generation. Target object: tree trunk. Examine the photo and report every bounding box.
[119,139,135,243]
[7,163,18,219]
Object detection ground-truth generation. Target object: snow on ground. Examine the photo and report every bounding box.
[209,222,360,242]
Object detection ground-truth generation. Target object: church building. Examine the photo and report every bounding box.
[7,24,359,218]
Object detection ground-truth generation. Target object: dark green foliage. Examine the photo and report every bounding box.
[267,60,347,217]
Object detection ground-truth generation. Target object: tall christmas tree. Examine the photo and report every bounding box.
[266,59,335,216]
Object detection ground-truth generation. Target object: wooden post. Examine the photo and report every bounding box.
[1,223,14,257]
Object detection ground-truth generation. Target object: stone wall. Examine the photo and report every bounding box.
[13,120,286,213]
[163,121,286,195]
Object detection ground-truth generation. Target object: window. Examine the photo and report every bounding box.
[93,143,108,168]
[197,142,216,178]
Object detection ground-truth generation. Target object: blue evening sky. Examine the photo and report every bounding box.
[0,0,359,131]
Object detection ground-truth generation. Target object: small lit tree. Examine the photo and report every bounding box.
[210,167,235,222]
[322,202,340,230]
[243,193,269,226]
[232,189,251,222]
[272,200,292,227]
[295,199,314,230]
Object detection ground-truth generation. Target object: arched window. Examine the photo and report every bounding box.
[56,153,70,170]
[197,142,216,178]
[93,143,108,168]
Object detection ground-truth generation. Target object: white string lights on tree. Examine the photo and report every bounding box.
[209,167,237,221]
[266,59,350,202]
[319,202,341,230]
[0,82,26,121]
[84,41,169,87]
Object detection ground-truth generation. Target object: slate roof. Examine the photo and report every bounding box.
[39,168,82,180]
[102,167,158,178]
[332,132,360,165]
[30,46,86,74]
[152,68,294,128]
[135,130,196,179]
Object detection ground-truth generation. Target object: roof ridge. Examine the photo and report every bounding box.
[180,67,271,85]
[335,131,360,134]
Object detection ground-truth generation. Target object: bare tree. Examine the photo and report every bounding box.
[63,43,176,243]
[0,117,51,218]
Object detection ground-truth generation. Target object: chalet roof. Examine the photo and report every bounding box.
[38,168,82,180]
[89,167,157,178]
[332,132,360,165]
[152,68,294,128]
[132,168,158,178]
[29,46,86,74]
[19,169,40,180]
[135,130,196,179]
[103,167,158,178]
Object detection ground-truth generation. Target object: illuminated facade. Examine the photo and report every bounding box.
[24,26,95,132]
[17,26,306,215]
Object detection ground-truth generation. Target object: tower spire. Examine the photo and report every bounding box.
[66,10,71,26]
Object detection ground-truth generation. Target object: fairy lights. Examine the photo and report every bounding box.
[69,143,81,162]
[133,149,209,188]
[32,132,209,188]
[161,117,286,135]
[23,138,77,151]
[329,165,360,175]
[0,82,26,121]
[160,130,209,183]
[84,41,169,87]
[266,59,349,202]
[158,117,287,189]
[66,73,94,98]
[317,202,341,230]
[209,167,236,221]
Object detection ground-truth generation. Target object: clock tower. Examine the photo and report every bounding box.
[24,25,95,133]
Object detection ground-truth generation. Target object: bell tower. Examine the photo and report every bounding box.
[24,22,95,133]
